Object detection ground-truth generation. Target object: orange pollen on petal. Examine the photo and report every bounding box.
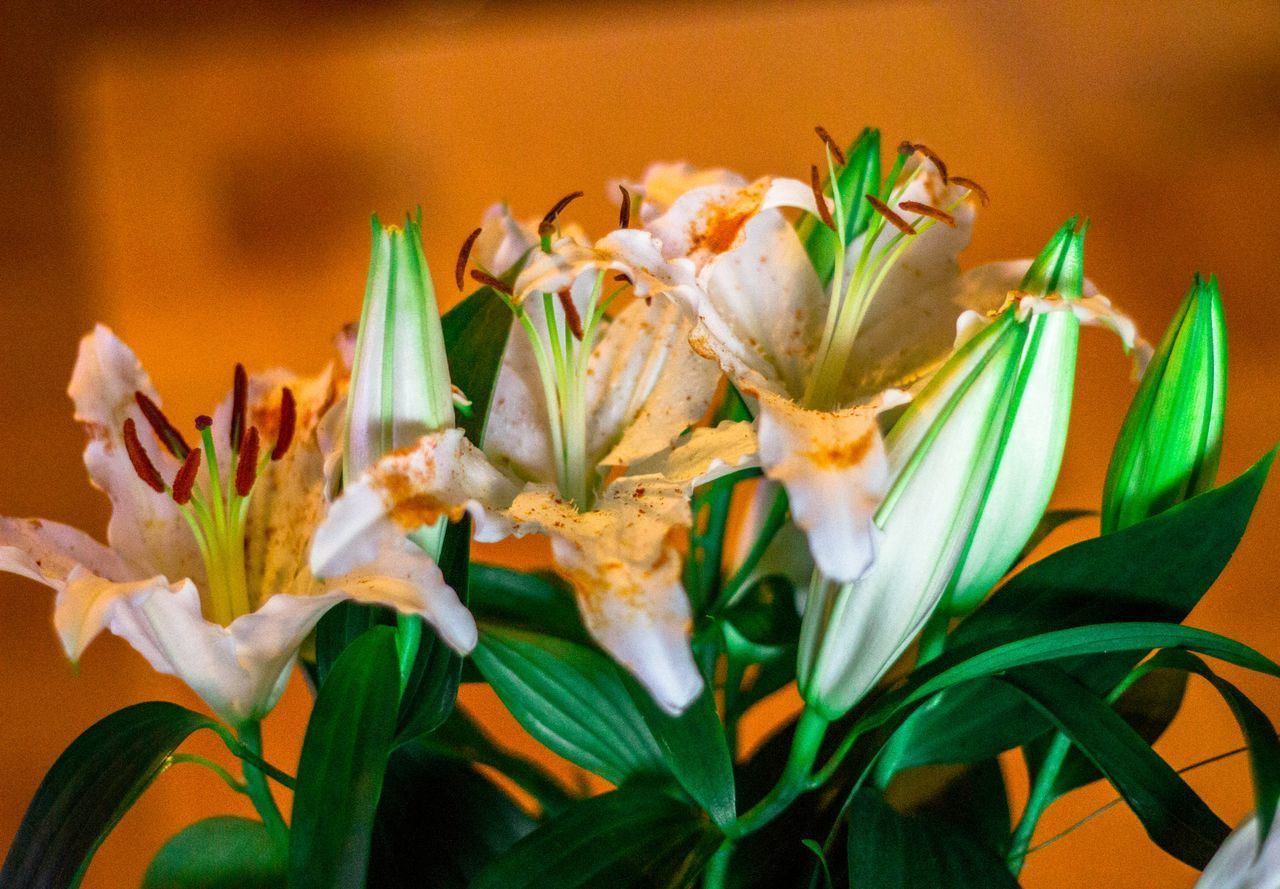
[803,429,874,469]
[688,182,767,256]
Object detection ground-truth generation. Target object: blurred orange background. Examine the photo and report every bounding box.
[2,1,1279,885]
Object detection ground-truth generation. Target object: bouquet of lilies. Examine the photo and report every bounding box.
[2,127,1276,889]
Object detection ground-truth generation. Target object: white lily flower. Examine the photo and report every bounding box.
[1196,805,1280,889]
[634,139,1007,583]
[0,326,473,726]
[314,208,740,714]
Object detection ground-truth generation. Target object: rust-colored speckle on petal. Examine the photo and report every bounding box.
[688,181,766,256]
[803,429,874,469]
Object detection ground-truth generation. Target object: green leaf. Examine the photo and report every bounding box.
[1014,507,1095,566]
[895,760,1012,858]
[472,626,665,784]
[142,817,284,889]
[1000,664,1229,868]
[865,621,1280,778]
[0,701,216,889]
[442,282,514,445]
[410,707,574,815]
[469,563,589,645]
[1031,665,1188,801]
[369,741,536,888]
[846,787,1020,888]
[626,682,736,827]
[288,627,401,889]
[894,452,1274,768]
[1143,649,1280,839]
[471,787,718,889]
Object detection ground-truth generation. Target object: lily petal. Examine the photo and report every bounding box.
[472,203,538,277]
[68,326,205,584]
[614,162,747,224]
[1195,804,1280,888]
[590,297,721,470]
[755,389,909,582]
[311,428,521,578]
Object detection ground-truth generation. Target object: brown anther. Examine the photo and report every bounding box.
[900,142,948,182]
[235,426,260,496]
[171,448,201,505]
[613,273,634,285]
[455,227,482,291]
[899,201,956,228]
[469,269,514,297]
[865,195,918,236]
[814,126,846,166]
[229,363,248,451]
[195,415,213,431]
[539,190,584,235]
[133,392,190,458]
[123,418,165,493]
[949,176,989,206]
[810,165,836,230]
[557,290,585,340]
[618,185,632,229]
[271,387,296,461]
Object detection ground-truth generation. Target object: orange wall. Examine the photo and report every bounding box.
[2,2,1279,885]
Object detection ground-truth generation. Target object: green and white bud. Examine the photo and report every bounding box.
[344,212,455,483]
[797,221,1087,718]
[1102,274,1226,533]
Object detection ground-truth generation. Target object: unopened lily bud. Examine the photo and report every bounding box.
[344,212,455,482]
[1102,274,1226,534]
[798,221,1087,718]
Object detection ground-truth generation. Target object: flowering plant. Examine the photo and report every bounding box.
[2,128,1276,889]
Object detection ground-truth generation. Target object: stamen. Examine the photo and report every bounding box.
[195,415,213,431]
[171,448,201,505]
[814,126,846,165]
[899,201,956,227]
[865,195,918,236]
[538,190,584,237]
[455,227,482,290]
[810,165,836,230]
[235,427,260,496]
[949,176,989,206]
[557,290,585,340]
[613,273,634,285]
[134,392,190,458]
[123,418,165,493]
[229,364,248,451]
[618,185,632,229]
[271,387,296,461]
[470,269,514,297]
[900,142,948,182]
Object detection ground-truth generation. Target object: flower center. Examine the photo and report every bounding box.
[801,136,982,411]
[124,366,296,625]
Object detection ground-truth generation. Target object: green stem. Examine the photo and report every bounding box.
[1008,732,1072,874]
[166,753,249,795]
[239,722,288,847]
[704,840,733,889]
[715,488,789,612]
[729,706,829,839]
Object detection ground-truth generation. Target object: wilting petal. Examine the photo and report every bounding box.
[590,298,721,469]
[68,325,205,584]
[311,428,521,578]
[1195,805,1280,888]
[507,484,703,715]
[755,389,909,582]
[615,162,747,224]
